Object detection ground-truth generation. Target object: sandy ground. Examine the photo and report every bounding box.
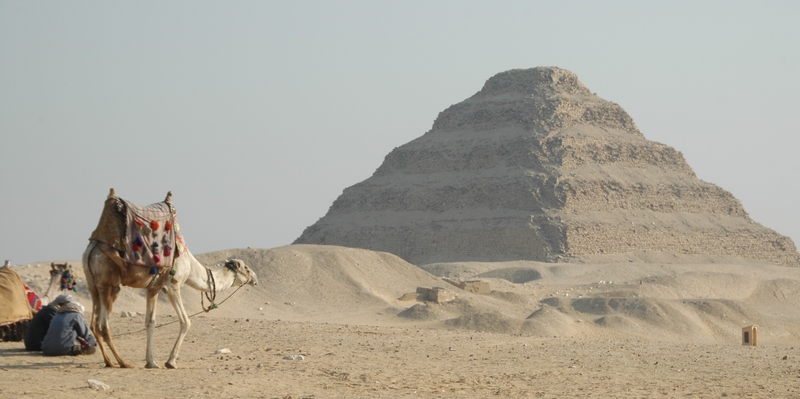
[3,244,800,398]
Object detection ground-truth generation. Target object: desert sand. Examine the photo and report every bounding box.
[3,244,800,398]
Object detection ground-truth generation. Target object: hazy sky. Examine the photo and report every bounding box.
[1,1,798,265]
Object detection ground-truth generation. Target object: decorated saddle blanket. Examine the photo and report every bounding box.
[22,282,42,312]
[89,194,186,268]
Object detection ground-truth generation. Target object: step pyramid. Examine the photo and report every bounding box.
[295,67,799,266]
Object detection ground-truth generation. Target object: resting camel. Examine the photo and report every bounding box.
[83,189,258,369]
[40,262,77,306]
[0,261,74,341]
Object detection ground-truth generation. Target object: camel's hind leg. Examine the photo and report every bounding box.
[83,242,134,368]
[87,285,115,367]
[84,243,115,367]
[94,284,134,368]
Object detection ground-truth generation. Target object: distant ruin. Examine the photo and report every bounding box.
[295,67,800,266]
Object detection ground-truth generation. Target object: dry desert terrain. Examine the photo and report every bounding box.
[3,244,800,398]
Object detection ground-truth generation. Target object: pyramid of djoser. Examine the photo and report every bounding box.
[295,67,800,266]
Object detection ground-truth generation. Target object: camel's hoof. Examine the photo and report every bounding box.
[145,362,160,369]
[104,363,117,368]
[120,362,135,368]
[165,361,177,369]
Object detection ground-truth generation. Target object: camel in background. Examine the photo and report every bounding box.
[40,262,77,306]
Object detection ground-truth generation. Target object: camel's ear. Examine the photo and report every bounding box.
[108,188,116,198]
[165,191,173,204]
[51,262,56,270]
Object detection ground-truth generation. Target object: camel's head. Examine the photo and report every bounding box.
[50,262,71,275]
[223,259,258,286]
[50,262,76,287]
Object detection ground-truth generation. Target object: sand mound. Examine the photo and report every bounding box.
[397,303,450,321]
[478,267,542,283]
[524,304,579,337]
[194,244,444,322]
[747,278,800,306]
[444,311,526,335]
[10,246,800,343]
[418,262,507,278]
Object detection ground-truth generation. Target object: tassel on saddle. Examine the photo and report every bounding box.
[89,188,185,279]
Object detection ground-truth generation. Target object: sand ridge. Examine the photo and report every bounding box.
[4,244,800,397]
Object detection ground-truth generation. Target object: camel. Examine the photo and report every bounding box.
[39,262,77,306]
[83,189,258,369]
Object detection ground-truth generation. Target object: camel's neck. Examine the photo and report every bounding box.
[184,252,237,293]
[40,271,63,305]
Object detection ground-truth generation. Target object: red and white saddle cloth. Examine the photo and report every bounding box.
[118,199,185,268]
[89,192,186,269]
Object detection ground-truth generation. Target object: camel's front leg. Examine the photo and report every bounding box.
[144,288,160,368]
[164,285,191,369]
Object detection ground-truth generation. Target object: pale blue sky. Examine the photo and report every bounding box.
[1,1,798,264]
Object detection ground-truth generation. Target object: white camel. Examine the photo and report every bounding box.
[83,191,258,369]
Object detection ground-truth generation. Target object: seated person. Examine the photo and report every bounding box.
[24,294,72,351]
[41,299,97,356]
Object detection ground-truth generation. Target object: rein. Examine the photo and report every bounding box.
[202,267,218,311]
[116,271,248,337]
[202,261,242,312]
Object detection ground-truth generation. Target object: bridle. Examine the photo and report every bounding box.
[201,260,250,312]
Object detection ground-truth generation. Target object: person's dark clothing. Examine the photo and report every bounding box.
[23,303,58,351]
[41,305,97,356]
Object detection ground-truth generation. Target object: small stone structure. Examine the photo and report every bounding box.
[742,325,758,346]
[443,279,491,294]
[416,287,457,303]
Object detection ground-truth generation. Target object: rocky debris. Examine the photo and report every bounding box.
[87,379,110,391]
[416,287,457,303]
[443,279,491,294]
[398,292,420,301]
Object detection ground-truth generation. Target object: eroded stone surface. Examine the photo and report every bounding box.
[295,67,799,266]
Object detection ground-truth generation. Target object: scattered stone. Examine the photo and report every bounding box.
[87,379,110,391]
[283,354,304,360]
[215,348,232,354]
[398,292,419,301]
[460,280,491,295]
